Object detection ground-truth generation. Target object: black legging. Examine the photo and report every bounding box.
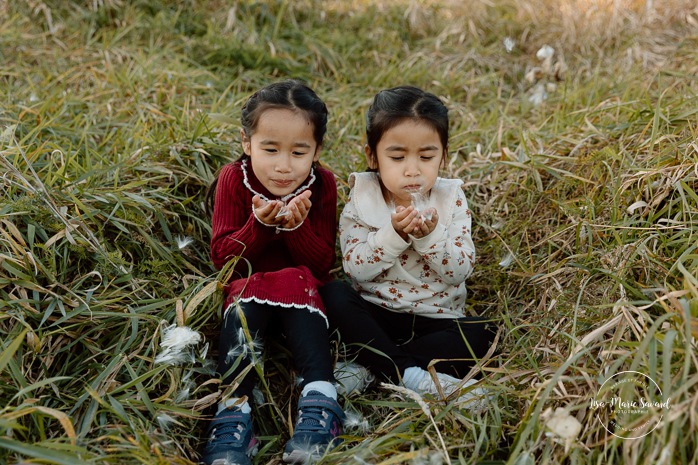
[217,300,334,398]
[320,280,495,384]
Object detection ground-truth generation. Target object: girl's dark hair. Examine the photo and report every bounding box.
[206,79,329,216]
[365,86,449,167]
[241,79,329,148]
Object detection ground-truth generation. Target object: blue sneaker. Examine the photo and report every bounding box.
[200,407,258,465]
[282,391,345,463]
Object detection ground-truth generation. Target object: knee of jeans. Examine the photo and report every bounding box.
[319,280,353,305]
[320,282,359,328]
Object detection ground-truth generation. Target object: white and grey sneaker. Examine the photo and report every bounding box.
[404,367,488,411]
[334,361,375,396]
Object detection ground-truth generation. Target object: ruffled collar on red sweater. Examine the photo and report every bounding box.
[240,157,317,203]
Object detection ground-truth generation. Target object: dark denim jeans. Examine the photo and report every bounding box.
[320,280,495,383]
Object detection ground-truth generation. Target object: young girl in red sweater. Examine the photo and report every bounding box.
[202,80,343,465]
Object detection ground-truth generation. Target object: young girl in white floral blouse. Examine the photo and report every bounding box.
[321,86,496,405]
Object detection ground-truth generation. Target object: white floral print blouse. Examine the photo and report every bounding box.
[340,172,476,318]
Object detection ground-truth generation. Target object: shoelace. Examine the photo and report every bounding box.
[295,406,330,433]
[210,421,247,447]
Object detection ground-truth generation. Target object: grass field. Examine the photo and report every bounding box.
[1,0,697,464]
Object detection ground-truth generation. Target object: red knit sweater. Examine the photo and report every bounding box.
[210,158,337,315]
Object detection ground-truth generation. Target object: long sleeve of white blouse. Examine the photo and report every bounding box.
[410,188,476,285]
[340,200,411,282]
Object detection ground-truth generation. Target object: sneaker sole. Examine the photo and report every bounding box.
[203,441,259,465]
[282,449,319,464]
[208,458,252,465]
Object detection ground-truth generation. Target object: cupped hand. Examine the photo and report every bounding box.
[279,190,312,229]
[391,205,421,240]
[252,195,284,225]
[410,208,439,238]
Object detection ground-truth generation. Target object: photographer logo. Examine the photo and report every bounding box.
[590,370,670,439]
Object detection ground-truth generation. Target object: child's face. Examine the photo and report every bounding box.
[366,119,445,208]
[243,108,320,197]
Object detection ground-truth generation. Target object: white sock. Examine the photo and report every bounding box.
[301,380,337,400]
[217,397,251,414]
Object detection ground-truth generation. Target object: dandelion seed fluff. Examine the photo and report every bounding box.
[409,450,445,465]
[499,252,514,268]
[528,83,547,106]
[428,452,446,465]
[160,325,201,350]
[155,324,202,365]
[545,407,582,439]
[579,225,589,244]
[175,387,191,403]
[536,44,554,60]
[175,235,194,250]
[344,410,370,434]
[410,190,433,221]
[226,328,263,363]
[226,345,243,362]
[199,341,209,360]
[156,413,176,431]
[252,387,265,405]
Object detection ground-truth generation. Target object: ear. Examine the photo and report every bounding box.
[364,144,378,170]
[241,129,251,155]
[313,144,322,162]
